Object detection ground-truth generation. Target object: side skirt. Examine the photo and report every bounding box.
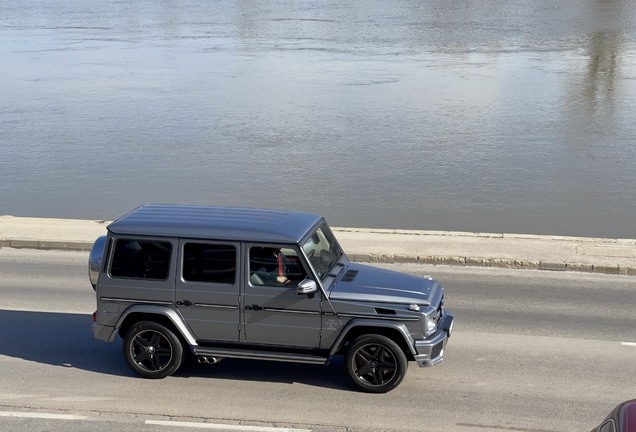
[192,346,330,365]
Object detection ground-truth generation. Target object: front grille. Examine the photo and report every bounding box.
[430,341,443,359]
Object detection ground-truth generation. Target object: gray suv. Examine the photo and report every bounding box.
[90,204,453,393]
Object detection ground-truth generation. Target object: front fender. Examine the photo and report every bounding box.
[328,318,417,357]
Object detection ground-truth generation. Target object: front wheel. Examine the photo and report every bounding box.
[345,334,408,393]
[122,321,184,379]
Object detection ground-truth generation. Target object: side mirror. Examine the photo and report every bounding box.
[297,278,318,296]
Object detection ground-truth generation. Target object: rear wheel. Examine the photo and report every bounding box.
[122,321,184,379]
[345,334,408,393]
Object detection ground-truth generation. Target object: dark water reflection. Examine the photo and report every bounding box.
[1,0,635,237]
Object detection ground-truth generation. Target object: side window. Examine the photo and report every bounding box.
[110,239,172,280]
[182,243,236,284]
[249,246,307,287]
[599,420,616,432]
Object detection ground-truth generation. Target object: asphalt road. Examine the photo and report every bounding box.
[1,248,635,432]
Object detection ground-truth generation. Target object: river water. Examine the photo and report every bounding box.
[1,0,635,238]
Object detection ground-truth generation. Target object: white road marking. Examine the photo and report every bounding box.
[0,411,312,431]
[0,411,88,420]
[0,394,47,400]
[145,420,312,432]
[621,342,636,347]
[43,396,121,402]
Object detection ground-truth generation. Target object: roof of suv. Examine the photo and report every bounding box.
[107,204,324,244]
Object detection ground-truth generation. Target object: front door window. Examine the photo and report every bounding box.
[249,246,307,287]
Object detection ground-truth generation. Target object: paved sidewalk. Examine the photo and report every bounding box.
[1,215,635,275]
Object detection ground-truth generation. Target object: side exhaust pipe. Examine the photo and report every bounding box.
[197,356,223,364]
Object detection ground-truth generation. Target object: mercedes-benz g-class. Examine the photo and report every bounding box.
[89,204,453,393]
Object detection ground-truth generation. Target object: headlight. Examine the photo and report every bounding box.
[425,306,443,336]
[426,316,437,334]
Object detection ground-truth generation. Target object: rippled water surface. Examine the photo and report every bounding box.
[1,0,635,237]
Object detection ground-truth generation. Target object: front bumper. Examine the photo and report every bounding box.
[413,312,453,367]
[91,322,117,342]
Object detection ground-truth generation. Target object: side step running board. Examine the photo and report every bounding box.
[193,347,329,365]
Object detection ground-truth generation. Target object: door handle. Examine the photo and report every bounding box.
[176,300,192,307]
[245,305,262,311]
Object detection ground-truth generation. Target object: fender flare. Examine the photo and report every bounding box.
[328,318,417,357]
[114,305,198,346]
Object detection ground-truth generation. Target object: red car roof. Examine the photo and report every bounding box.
[621,400,636,432]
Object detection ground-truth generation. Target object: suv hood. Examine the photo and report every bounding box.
[329,263,440,305]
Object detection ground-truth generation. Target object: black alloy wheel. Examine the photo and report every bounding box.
[345,334,408,393]
[123,321,184,379]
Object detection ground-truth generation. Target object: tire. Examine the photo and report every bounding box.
[122,321,184,379]
[345,334,408,393]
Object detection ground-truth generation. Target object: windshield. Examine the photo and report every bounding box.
[302,224,344,280]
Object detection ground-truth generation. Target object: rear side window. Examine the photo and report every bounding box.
[110,239,172,280]
[183,243,236,284]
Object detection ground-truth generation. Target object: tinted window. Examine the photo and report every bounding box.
[249,246,307,287]
[110,239,172,280]
[600,420,616,432]
[183,243,236,284]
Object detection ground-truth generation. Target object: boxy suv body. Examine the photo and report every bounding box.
[90,204,453,393]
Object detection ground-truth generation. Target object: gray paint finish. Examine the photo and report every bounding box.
[90,205,452,391]
[108,204,323,244]
[329,263,439,305]
[174,239,241,343]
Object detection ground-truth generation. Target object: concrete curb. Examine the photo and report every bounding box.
[347,253,636,275]
[2,236,635,276]
[1,215,635,276]
[0,239,94,252]
[335,227,636,245]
